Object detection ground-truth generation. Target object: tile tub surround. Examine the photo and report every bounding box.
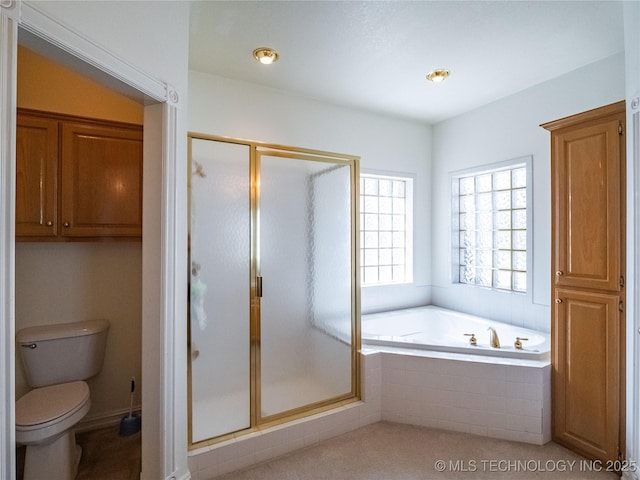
[188,350,550,479]
[377,349,551,445]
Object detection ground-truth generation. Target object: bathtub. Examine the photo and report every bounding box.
[362,305,550,360]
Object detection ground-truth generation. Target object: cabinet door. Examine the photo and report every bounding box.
[61,122,142,237]
[553,288,621,462]
[15,115,58,237]
[551,112,624,291]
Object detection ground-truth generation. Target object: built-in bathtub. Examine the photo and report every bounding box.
[361,305,551,446]
[362,305,550,360]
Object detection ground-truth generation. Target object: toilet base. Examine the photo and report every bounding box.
[23,430,81,480]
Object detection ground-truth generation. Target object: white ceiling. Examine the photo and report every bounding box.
[189,1,624,124]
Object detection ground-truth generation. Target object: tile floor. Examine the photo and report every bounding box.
[16,425,140,480]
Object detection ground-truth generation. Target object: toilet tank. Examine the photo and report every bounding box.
[17,319,110,388]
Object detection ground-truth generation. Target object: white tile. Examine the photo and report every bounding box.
[520,382,544,401]
[485,395,506,413]
[487,427,523,443]
[485,379,506,397]
[419,385,438,405]
[461,375,487,394]
[504,397,542,417]
[404,369,427,386]
[504,381,524,399]
[383,367,407,386]
[437,419,471,434]
[199,464,218,480]
[506,365,543,384]
[405,355,429,372]
[474,363,507,381]
[521,414,542,434]
[362,352,382,370]
[194,448,219,473]
[485,412,510,431]
[214,440,239,464]
[382,352,407,370]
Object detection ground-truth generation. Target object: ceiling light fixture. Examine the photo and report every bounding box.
[253,47,279,65]
[426,69,450,83]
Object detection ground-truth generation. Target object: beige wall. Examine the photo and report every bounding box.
[15,243,142,423]
[15,46,143,426]
[18,45,143,123]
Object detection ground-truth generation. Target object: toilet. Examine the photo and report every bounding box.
[15,319,110,480]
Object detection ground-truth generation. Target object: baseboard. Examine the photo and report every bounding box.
[75,405,142,433]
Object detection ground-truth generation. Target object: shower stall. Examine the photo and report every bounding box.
[188,133,360,445]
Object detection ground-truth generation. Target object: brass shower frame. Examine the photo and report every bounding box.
[187,133,361,449]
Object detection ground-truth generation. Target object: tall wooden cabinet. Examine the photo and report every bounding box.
[542,101,625,464]
[16,109,143,240]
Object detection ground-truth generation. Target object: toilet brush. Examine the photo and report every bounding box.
[119,377,141,436]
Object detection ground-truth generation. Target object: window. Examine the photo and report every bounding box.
[452,159,529,292]
[360,173,413,286]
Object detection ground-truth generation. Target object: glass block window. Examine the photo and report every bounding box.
[453,161,528,292]
[360,173,413,286]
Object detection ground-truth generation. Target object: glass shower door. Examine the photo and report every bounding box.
[188,135,359,445]
[189,137,251,442]
[258,152,355,420]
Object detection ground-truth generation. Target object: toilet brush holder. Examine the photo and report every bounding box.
[119,377,141,436]
[119,413,141,436]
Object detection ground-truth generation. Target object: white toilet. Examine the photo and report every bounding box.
[15,319,110,480]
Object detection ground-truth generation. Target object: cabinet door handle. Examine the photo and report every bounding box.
[555,271,563,276]
[46,221,53,226]
[63,222,70,228]
[555,298,563,304]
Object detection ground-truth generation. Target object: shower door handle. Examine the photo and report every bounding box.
[256,276,263,297]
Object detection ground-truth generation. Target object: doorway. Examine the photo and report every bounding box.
[0,8,187,480]
[14,43,144,475]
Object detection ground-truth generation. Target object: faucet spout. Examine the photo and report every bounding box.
[487,327,500,348]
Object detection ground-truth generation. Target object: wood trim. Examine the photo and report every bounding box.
[17,107,142,130]
[541,100,625,132]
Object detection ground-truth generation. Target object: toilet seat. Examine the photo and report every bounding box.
[16,381,90,445]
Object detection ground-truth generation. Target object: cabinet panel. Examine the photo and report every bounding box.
[551,113,623,291]
[61,122,143,237]
[15,115,58,237]
[553,288,620,461]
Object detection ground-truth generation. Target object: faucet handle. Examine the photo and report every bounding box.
[464,333,477,346]
[514,337,529,350]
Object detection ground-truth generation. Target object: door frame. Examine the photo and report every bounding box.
[0,2,188,480]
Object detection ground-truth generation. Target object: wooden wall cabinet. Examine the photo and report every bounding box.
[16,114,59,236]
[16,109,143,240]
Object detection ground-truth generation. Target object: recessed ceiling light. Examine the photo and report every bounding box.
[253,47,279,65]
[426,69,450,83]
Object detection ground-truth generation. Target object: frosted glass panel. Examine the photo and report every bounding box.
[189,139,250,441]
[260,155,353,418]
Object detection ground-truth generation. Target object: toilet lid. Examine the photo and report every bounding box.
[16,381,89,427]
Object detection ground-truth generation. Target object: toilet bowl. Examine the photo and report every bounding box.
[15,319,109,480]
[16,381,90,480]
